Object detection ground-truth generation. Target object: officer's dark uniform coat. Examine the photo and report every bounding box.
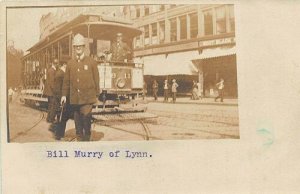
[43,67,56,96]
[62,56,100,105]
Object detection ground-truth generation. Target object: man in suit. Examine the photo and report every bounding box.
[52,62,69,140]
[44,58,58,124]
[61,33,100,141]
[215,78,225,102]
[163,80,170,102]
[110,32,132,62]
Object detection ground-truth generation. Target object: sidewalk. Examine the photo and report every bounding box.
[146,96,238,106]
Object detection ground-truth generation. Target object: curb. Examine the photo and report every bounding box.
[147,100,238,106]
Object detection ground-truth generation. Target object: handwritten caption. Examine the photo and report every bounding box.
[46,150,152,159]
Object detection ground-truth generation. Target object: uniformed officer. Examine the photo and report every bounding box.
[44,58,59,124]
[61,33,100,141]
[110,32,132,62]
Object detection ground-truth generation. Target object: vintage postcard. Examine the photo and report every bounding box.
[1,1,300,194]
[6,4,239,143]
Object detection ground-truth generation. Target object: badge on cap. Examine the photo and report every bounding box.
[84,65,88,70]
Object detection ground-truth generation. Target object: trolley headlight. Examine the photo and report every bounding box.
[116,78,126,88]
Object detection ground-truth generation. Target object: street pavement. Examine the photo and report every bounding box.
[7,96,239,142]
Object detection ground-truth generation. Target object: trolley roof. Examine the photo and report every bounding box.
[26,14,142,54]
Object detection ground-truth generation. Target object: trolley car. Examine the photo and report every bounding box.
[21,14,146,114]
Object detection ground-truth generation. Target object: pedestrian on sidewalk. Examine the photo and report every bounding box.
[8,87,14,103]
[163,79,170,102]
[191,80,198,100]
[215,78,225,102]
[171,79,178,103]
[197,81,203,100]
[152,80,158,101]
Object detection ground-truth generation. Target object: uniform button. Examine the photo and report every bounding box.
[77,79,79,82]
[77,69,80,72]
[77,89,80,92]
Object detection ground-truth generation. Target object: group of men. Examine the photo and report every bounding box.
[152,79,179,103]
[43,32,131,141]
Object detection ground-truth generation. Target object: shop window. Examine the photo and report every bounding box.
[160,5,165,11]
[204,10,213,36]
[159,21,165,43]
[151,23,158,44]
[229,5,235,32]
[190,13,198,38]
[179,16,187,40]
[170,18,177,42]
[216,6,226,34]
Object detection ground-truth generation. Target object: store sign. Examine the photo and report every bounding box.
[199,37,235,47]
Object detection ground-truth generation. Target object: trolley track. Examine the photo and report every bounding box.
[10,108,46,141]
[94,119,162,141]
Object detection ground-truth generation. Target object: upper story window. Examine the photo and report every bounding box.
[159,21,165,43]
[170,18,177,42]
[229,5,235,32]
[144,6,150,16]
[151,23,158,37]
[216,6,226,34]
[135,36,141,48]
[151,23,158,44]
[136,7,140,18]
[179,15,187,40]
[144,25,150,45]
[159,5,165,11]
[190,13,198,38]
[204,9,213,36]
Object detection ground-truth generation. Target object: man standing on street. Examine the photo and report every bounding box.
[52,62,69,140]
[8,87,14,103]
[61,33,100,141]
[163,80,169,102]
[44,58,58,123]
[152,80,158,101]
[171,79,179,103]
[215,78,225,102]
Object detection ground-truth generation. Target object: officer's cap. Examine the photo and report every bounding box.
[73,33,85,46]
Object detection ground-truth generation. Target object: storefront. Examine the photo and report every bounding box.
[141,51,199,96]
[192,46,237,98]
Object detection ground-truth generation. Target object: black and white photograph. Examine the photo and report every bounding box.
[7,4,239,142]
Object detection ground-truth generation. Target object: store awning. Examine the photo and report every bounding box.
[142,51,200,76]
[194,46,236,60]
